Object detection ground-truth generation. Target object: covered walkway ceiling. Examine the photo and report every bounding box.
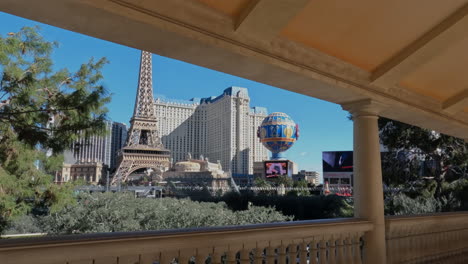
[1,0,468,139]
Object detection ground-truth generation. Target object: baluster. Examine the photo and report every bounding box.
[463,232,468,263]
[424,232,431,260]
[463,230,468,263]
[318,238,327,264]
[288,243,297,264]
[195,250,206,264]
[139,252,159,264]
[335,236,345,264]
[418,228,425,260]
[430,231,437,257]
[278,244,287,264]
[344,237,353,264]
[178,250,191,264]
[299,242,308,264]
[415,229,422,260]
[446,230,453,259]
[407,229,415,262]
[266,246,276,264]
[240,249,250,264]
[452,229,458,253]
[226,249,237,264]
[118,255,140,264]
[414,228,422,261]
[387,231,398,264]
[160,251,175,264]
[446,230,452,255]
[254,247,264,264]
[456,229,462,251]
[392,227,404,263]
[420,228,427,260]
[309,240,318,264]
[437,230,443,258]
[328,236,336,264]
[352,233,362,264]
[399,228,408,263]
[211,251,222,264]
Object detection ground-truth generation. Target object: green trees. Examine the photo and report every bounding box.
[0,26,110,151]
[379,117,468,214]
[0,26,110,232]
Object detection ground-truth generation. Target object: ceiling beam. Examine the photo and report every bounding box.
[371,3,468,86]
[235,0,309,40]
[442,89,468,114]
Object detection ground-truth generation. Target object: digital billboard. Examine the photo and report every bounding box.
[264,161,288,178]
[322,151,354,189]
[323,151,353,172]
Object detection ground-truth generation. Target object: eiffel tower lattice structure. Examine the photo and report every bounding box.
[111,51,171,184]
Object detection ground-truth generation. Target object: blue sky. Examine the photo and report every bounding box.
[0,12,353,177]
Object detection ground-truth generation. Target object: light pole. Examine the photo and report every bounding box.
[106,168,110,192]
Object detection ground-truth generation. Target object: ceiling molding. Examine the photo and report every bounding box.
[234,0,309,41]
[371,2,468,87]
[443,89,468,114]
[1,0,468,139]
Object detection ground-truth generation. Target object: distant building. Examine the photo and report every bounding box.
[163,156,231,189]
[110,122,128,169]
[57,121,127,184]
[154,87,269,175]
[293,170,320,185]
[322,151,353,189]
[70,121,127,169]
[253,161,265,179]
[60,161,107,185]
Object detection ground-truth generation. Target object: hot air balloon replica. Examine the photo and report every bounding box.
[257,112,299,159]
[257,112,299,178]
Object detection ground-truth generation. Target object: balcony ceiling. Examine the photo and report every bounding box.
[1,0,468,139]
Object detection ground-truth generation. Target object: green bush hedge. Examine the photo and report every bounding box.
[41,192,292,234]
[188,191,353,220]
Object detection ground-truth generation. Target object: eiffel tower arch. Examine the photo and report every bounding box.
[111,51,171,184]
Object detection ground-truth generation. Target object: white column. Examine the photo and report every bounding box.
[342,99,387,264]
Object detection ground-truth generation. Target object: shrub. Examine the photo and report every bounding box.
[41,193,292,234]
[3,215,43,235]
[191,191,353,220]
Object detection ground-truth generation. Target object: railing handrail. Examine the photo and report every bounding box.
[385,210,468,221]
[385,211,468,231]
[0,218,372,250]
[1,218,373,264]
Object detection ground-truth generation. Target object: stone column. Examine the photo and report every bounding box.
[342,99,387,263]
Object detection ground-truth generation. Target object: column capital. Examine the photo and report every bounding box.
[341,99,387,117]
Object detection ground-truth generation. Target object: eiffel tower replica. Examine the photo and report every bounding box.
[112,51,171,184]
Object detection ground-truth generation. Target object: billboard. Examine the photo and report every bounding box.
[322,151,353,189]
[264,161,288,178]
[323,151,353,172]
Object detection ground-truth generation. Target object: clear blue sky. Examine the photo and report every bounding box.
[0,12,353,177]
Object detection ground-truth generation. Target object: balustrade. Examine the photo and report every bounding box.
[386,212,468,264]
[0,218,371,264]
